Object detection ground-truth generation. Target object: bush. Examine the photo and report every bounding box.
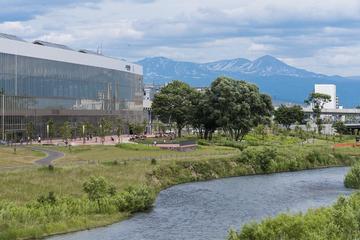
[114,186,155,213]
[37,191,57,205]
[237,147,277,173]
[83,176,116,201]
[48,164,54,171]
[345,163,360,189]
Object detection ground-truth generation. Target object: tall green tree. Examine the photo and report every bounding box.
[25,121,35,143]
[254,124,267,140]
[332,121,348,140]
[114,118,124,141]
[98,118,112,143]
[59,121,72,142]
[305,93,331,134]
[208,77,273,141]
[84,121,95,136]
[46,119,56,142]
[189,90,218,140]
[152,80,195,137]
[274,104,304,130]
[128,122,146,135]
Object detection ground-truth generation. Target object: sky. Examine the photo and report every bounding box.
[0,0,360,76]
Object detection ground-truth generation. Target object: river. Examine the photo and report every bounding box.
[49,167,352,240]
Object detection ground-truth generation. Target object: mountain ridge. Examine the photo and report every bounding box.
[136,55,360,107]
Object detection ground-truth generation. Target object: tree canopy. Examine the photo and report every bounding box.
[332,121,348,136]
[274,104,304,129]
[207,77,273,141]
[152,80,195,137]
[305,93,331,133]
[189,90,218,140]
[152,77,273,141]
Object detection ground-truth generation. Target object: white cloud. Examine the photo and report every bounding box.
[0,21,33,34]
[2,0,360,75]
[283,45,360,76]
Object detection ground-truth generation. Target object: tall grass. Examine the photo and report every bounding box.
[228,193,360,240]
[0,185,155,240]
[345,162,360,189]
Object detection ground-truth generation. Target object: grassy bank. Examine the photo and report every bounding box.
[228,192,360,240]
[228,149,360,240]
[0,137,359,239]
[147,144,356,190]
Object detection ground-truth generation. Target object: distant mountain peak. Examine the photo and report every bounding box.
[203,58,251,72]
[136,55,359,107]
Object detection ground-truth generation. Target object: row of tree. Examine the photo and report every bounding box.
[152,76,340,140]
[25,118,147,143]
[152,77,273,141]
[275,92,333,134]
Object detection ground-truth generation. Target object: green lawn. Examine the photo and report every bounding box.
[0,147,46,168]
[52,144,238,165]
[0,144,238,204]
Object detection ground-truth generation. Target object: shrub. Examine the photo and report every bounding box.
[151,158,157,165]
[345,163,360,189]
[48,164,54,171]
[114,186,155,213]
[237,147,277,173]
[83,176,116,201]
[37,191,57,205]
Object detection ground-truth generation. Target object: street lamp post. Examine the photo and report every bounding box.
[1,93,4,141]
[46,124,49,143]
[82,124,85,144]
[100,124,103,144]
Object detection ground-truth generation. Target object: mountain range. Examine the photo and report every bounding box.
[136,55,360,107]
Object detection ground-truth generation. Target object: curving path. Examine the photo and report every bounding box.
[33,148,64,165]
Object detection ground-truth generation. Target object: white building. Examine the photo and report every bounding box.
[314,84,338,109]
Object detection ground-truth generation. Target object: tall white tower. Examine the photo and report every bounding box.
[314,84,337,109]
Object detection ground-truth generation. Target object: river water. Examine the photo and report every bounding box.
[49,167,352,240]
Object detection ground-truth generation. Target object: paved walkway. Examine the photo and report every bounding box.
[33,148,65,166]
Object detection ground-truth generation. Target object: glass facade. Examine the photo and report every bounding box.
[0,52,143,140]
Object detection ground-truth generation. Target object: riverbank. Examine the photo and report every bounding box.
[228,152,360,240]
[228,191,360,240]
[46,167,352,240]
[0,140,359,239]
[147,145,357,190]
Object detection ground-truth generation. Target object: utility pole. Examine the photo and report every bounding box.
[2,92,4,141]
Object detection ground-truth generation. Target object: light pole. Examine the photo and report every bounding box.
[46,124,49,143]
[100,124,103,144]
[1,92,4,141]
[82,124,85,144]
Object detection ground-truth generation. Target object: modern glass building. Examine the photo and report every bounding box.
[0,33,143,141]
